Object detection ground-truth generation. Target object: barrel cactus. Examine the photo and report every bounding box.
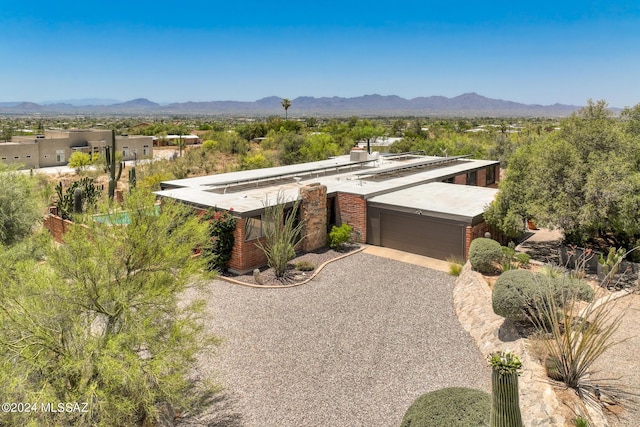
[489,351,523,427]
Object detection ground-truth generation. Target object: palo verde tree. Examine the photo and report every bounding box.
[0,189,218,426]
[0,163,42,246]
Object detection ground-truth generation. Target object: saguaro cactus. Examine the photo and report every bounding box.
[106,130,123,200]
[489,351,524,427]
[128,167,137,190]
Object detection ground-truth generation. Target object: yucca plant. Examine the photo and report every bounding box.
[255,190,304,278]
[530,275,628,403]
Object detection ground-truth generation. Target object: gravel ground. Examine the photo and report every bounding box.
[180,252,491,426]
[591,293,640,427]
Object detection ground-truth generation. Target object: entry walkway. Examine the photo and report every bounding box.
[363,245,451,272]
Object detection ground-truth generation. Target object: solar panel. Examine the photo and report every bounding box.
[354,155,470,178]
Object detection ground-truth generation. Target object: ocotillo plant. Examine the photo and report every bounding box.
[489,351,524,427]
[105,130,123,200]
[128,167,137,190]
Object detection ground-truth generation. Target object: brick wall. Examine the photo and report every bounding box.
[335,192,367,243]
[477,168,487,187]
[454,174,467,185]
[43,214,87,243]
[227,218,268,274]
[464,221,509,258]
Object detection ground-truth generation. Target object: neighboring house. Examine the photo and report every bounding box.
[156,151,501,274]
[153,134,201,146]
[0,129,153,169]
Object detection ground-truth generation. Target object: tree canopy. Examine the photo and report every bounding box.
[0,163,43,246]
[485,99,640,252]
[0,190,217,426]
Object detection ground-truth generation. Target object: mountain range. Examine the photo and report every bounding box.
[0,93,586,117]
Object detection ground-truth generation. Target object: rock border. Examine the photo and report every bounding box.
[453,262,566,426]
[217,246,366,288]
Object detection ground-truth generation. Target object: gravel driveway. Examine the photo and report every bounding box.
[182,252,491,426]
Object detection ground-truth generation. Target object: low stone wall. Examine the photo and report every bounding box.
[453,263,565,426]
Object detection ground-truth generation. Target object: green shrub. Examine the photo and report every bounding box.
[492,269,539,322]
[469,238,503,273]
[447,257,464,276]
[492,269,595,323]
[400,387,490,427]
[516,253,531,268]
[328,224,352,250]
[500,243,516,271]
[201,209,236,271]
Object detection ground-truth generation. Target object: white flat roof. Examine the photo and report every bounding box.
[368,182,499,223]
[155,155,499,216]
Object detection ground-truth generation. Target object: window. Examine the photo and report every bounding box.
[26,155,31,158]
[56,150,65,163]
[1,157,6,160]
[466,171,477,186]
[486,166,496,185]
[14,156,20,159]
[244,216,264,241]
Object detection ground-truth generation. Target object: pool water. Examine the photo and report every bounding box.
[93,205,160,225]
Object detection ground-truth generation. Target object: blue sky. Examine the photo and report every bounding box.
[1,0,639,107]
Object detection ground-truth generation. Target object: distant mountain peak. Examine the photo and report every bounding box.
[0,94,586,117]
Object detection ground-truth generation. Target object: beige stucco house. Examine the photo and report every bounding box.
[0,129,153,169]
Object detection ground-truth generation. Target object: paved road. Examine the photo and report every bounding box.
[183,252,491,426]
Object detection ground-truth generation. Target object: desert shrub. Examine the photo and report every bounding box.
[531,285,627,402]
[500,243,516,271]
[447,257,464,276]
[295,260,315,271]
[400,387,490,427]
[492,270,594,323]
[469,238,503,273]
[492,270,539,322]
[516,253,531,268]
[201,209,236,271]
[328,224,352,250]
[538,264,566,278]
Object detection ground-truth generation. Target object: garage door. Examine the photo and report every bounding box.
[380,211,465,260]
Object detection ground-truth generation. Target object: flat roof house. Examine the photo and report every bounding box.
[155,152,500,273]
[0,129,153,169]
